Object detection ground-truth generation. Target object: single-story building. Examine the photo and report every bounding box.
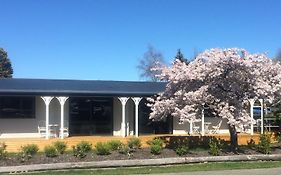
[0,78,261,139]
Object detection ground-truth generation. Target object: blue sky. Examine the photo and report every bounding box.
[0,0,281,81]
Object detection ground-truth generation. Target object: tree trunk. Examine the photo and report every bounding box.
[228,124,238,153]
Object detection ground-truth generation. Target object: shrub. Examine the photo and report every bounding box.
[258,134,271,154]
[247,139,256,149]
[127,137,141,150]
[0,142,8,160]
[175,145,189,156]
[278,134,281,143]
[147,138,164,148]
[53,141,67,154]
[72,141,92,158]
[17,144,39,162]
[208,138,220,156]
[118,144,133,156]
[95,142,111,155]
[107,140,123,151]
[21,144,39,156]
[44,145,58,157]
[150,144,162,155]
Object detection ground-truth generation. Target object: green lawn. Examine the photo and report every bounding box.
[13,161,281,175]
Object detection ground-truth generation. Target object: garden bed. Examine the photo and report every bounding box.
[1,137,281,167]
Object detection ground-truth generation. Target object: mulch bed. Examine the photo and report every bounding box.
[1,143,281,167]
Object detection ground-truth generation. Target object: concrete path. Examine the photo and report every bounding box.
[1,154,281,173]
[148,167,281,175]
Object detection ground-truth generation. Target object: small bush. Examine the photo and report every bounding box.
[247,139,256,149]
[127,138,141,150]
[44,145,58,157]
[278,134,281,143]
[118,144,133,156]
[147,138,164,148]
[208,138,220,156]
[0,142,8,160]
[107,140,123,151]
[150,144,162,155]
[175,145,189,156]
[95,142,111,155]
[258,134,271,154]
[17,144,39,162]
[72,141,92,158]
[21,144,39,156]
[53,141,67,154]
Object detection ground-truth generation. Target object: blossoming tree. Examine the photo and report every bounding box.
[148,48,281,151]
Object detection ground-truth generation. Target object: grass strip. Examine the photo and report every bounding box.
[9,161,281,175]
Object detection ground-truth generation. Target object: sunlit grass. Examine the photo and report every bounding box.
[14,161,281,175]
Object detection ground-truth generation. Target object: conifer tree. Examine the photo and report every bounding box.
[0,48,13,78]
[174,49,189,64]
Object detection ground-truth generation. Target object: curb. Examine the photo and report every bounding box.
[1,154,281,173]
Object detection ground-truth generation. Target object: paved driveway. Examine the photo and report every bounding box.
[147,167,281,175]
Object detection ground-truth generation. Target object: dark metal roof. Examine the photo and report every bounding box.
[0,78,166,96]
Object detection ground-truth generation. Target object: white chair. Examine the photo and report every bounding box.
[254,119,262,132]
[59,127,69,138]
[38,120,47,137]
[59,120,69,138]
[38,121,55,138]
[192,123,201,135]
[211,120,222,134]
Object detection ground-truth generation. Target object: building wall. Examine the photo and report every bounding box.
[0,96,69,138]
[113,97,135,136]
[113,97,122,136]
[0,95,237,138]
[126,99,135,136]
[0,96,133,138]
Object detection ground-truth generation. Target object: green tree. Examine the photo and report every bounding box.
[174,49,189,64]
[0,48,13,78]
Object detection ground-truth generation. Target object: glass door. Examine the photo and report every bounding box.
[69,97,113,136]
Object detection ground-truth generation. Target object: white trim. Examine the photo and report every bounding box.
[189,122,193,135]
[41,96,54,139]
[132,97,142,137]
[118,97,129,137]
[0,133,41,138]
[249,99,255,135]
[56,97,69,139]
[201,108,205,136]
[259,99,264,134]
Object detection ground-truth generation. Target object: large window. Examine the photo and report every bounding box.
[139,99,173,135]
[69,97,113,135]
[0,96,35,118]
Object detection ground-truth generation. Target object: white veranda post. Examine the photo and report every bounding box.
[118,97,129,137]
[56,97,69,139]
[249,99,255,135]
[41,96,54,139]
[189,121,193,135]
[201,108,205,136]
[259,99,264,134]
[132,97,142,137]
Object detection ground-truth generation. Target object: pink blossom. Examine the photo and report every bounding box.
[149,48,281,129]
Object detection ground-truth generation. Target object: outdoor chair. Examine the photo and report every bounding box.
[192,123,201,135]
[59,127,69,138]
[211,120,222,134]
[58,120,69,138]
[38,120,55,138]
[38,120,47,137]
[254,119,262,132]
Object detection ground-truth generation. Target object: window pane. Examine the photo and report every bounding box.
[0,96,35,118]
